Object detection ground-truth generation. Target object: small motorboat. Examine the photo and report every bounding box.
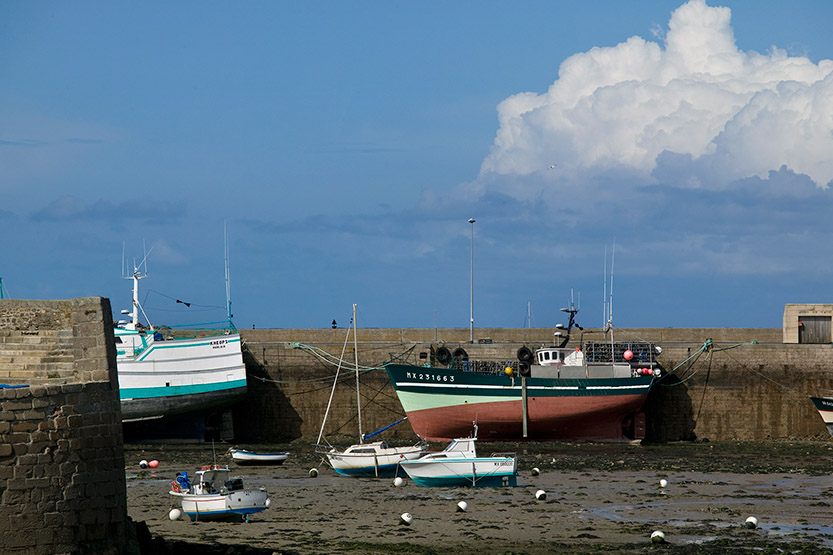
[230,448,289,465]
[399,425,517,487]
[169,464,270,521]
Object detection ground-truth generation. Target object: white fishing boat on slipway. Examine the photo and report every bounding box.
[399,425,518,487]
[317,304,427,477]
[810,396,833,438]
[230,449,289,465]
[115,260,247,422]
[169,465,270,522]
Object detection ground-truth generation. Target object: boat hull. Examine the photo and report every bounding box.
[171,490,269,521]
[327,446,427,477]
[385,363,653,442]
[117,332,247,421]
[231,450,289,465]
[400,457,518,487]
[810,396,833,438]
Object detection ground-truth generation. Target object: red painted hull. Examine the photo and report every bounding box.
[407,393,648,442]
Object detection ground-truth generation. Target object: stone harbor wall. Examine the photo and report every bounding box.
[0,298,129,555]
[234,326,831,443]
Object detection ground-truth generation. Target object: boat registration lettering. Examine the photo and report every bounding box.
[210,339,228,349]
[405,371,454,383]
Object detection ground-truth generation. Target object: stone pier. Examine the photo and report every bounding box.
[0,298,128,555]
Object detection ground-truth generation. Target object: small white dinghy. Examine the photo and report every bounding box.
[230,449,289,465]
[169,464,270,522]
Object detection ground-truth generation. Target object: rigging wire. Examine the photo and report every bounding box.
[146,288,226,310]
[694,348,714,423]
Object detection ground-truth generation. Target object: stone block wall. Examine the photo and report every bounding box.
[0,297,127,555]
[235,327,831,443]
[652,341,833,441]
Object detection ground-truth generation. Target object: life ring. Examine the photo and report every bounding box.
[436,346,452,365]
[517,346,533,364]
[452,347,468,361]
[171,480,181,493]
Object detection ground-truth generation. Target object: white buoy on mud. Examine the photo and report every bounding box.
[308,468,318,478]
[139,460,148,469]
[169,508,182,521]
[400,512,413,526]
[393,476,404,487]
[651,530,665,543]
[659,479,668,488]
[457,501,468,512]
[745,516,758,529]
[531,467,540,476]
[535,489,546,501]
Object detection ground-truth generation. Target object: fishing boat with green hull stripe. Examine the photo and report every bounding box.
[385,303,661,443]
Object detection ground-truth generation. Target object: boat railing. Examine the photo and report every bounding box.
[583,341,657,365]
[151,321,238,341]
[449,359,518,374]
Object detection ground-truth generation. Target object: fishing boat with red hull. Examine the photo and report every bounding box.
[384,306,662,442]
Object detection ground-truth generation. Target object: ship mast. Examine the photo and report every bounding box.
[224,222,236,331]
[353,304,362,443]
[122,244,153,331]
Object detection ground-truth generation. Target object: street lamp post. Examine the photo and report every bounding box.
[468,218,475,343]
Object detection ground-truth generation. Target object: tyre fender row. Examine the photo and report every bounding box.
[435,346,468,365]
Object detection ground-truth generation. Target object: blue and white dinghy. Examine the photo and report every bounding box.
[230,449,289,465]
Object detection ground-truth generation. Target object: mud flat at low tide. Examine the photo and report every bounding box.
[125,441,833,554]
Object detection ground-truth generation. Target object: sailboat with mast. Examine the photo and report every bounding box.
[115,237,247,423]
[318,304,427,477]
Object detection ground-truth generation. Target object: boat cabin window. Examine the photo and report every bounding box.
[224,478,244,491]
[538,350,561,363]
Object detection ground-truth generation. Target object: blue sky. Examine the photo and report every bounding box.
[2,1,832,331]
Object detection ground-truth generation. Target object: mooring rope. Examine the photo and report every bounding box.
[658,339,750,387]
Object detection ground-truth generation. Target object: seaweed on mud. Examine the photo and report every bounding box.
[332,544,453,555]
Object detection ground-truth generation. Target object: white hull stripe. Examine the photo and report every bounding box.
[395,381,647,392]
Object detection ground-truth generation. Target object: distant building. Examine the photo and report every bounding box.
[783,304,833,343]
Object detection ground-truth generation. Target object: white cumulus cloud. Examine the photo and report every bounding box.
[480,0,833,189]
